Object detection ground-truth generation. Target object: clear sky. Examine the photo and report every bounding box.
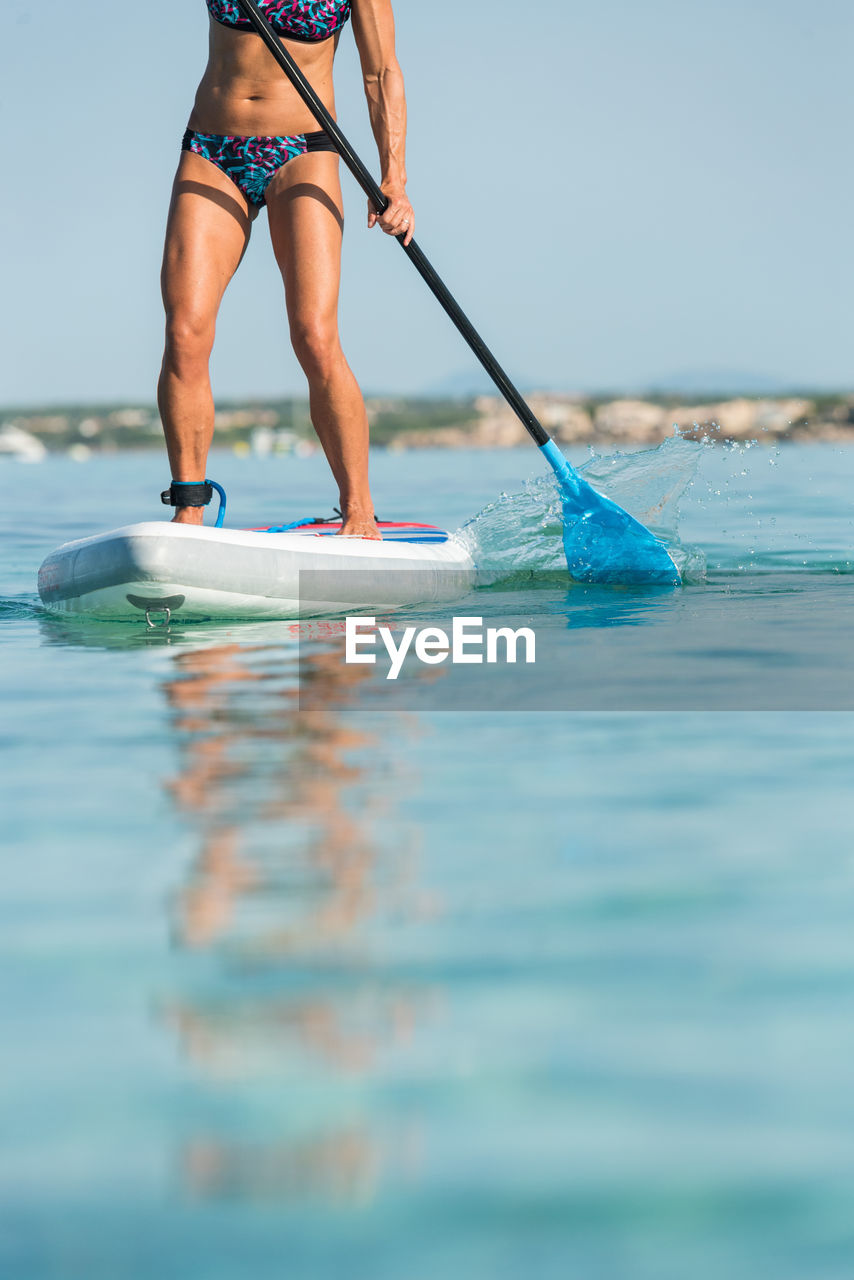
[2,0,851,406]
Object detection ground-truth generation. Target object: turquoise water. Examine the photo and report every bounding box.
[3,442,854,1278]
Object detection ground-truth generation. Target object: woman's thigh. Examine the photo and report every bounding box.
[265,152,345,334]
[161,150,257,326]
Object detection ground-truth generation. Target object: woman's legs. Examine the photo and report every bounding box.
[158,151,255,524]
[266,153,379,539]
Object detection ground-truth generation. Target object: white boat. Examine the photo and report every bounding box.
[37,519,476,623]
[0,424,47,463]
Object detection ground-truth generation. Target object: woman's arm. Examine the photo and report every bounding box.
[351,0,415,245]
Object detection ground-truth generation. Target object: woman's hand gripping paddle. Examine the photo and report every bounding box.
[235,0,681,585]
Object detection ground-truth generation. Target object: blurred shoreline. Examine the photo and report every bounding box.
[2,391,853,461]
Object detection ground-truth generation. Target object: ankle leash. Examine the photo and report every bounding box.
[161,479,227,528]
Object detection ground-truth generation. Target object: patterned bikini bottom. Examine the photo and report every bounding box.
[182,128,337,207]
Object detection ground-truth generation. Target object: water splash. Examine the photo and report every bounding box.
[457,435,706,586]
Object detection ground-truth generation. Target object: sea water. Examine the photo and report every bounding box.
[2,442,854,1279]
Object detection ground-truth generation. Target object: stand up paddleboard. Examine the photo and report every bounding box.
[37,517,476,624]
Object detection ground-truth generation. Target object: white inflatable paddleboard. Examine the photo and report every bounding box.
[37,518,476,623]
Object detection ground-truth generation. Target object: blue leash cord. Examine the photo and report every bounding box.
[209,481,227,528]
[262,517,319,534]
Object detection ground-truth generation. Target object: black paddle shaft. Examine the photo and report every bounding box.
[233,0,550,447]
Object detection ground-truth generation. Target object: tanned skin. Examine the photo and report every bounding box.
[158,0,414,537]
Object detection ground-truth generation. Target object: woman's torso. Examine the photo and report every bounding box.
[190,1,352,136]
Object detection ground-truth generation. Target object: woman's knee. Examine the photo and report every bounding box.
[290,318,342,382]
[163,309,216,374]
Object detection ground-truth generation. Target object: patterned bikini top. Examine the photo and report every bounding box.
[205,0,352,43]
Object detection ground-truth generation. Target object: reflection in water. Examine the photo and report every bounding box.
[154,624,436,1206]
[549,582,680,630]
[183,1128,381,1205]
[36,581,740,1214]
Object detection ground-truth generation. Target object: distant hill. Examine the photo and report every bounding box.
[419,366,833,400]
[641,369,800,397]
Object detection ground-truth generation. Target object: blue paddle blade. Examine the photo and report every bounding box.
[540,440,681,585]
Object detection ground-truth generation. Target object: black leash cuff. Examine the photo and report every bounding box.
[161,481,213,508]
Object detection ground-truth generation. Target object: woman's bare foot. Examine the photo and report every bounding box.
[172,508,206,526]
[337,505,381,540]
